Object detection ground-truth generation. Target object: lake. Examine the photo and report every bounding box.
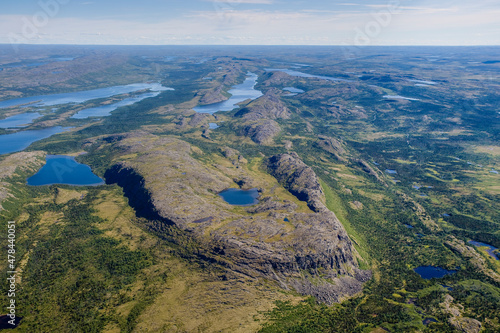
[0,126,71,155]
[0,112,42,128]
[194,72,263,114]
[208,123,219,129]
[414,266,457,279]
[27,155,104,186]
[219,188,259,206]
[0,82,171,109]
[265,68,351,82]
[468,240,499,260]
[383,95,421,101]
[71,85,172,119]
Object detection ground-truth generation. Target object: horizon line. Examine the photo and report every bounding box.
[1,43,500,47]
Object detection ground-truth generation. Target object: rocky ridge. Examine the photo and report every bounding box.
[103,132,370,304]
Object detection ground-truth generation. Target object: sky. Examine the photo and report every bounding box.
[0,0,499,45]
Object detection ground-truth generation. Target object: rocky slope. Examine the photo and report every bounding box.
[242,120,281,145]
[102,132,370,304]
[266,152,326,212]
[235,88,291,120]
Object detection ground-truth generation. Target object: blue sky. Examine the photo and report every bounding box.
[1,0,499,45]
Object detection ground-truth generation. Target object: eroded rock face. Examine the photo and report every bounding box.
[103,133,369,304]
[266,152,326,212]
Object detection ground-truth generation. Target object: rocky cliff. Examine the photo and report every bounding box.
[266,152,326,212]
[102,132,370,304]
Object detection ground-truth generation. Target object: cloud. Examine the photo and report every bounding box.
[0,1,499,46]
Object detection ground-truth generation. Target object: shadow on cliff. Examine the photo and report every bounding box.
[104,164,175,225]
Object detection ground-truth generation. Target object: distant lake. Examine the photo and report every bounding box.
[71,85,172,119]
[414,266,457,279]
[0,126,71,155]
[0,82,170,109]
[409,79,437,85]
[27,155,104,186]
[283,87,305,96]
[468,240,499,260]
[208,123,219,129]
[265,68,351,82]
[383,95,420,101]
[194,72,263,114]
[283,87,305,93]
[0,112,42,128]
[219,188,259,206]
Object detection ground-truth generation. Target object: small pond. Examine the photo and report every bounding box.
[27,155,104,186]
[219,188,259,206]
[423,318,438,326]
[414,266,457,279]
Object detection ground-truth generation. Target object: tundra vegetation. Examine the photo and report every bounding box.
[0,45,499,332]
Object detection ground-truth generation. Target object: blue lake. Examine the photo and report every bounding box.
[219,188,259,206]
[0,126,71,155]
[71,85,171,119]
[27,155,104,186]
[468,240,499,260]
[0,82,171,109]
[383,95,420,101]
[385,169,398,174]
[0,112,42,128]
[414,266,457,279]
[208,123,219,129]
[283,87,305,96]
[265,68,351,82]
[194,72,263,114]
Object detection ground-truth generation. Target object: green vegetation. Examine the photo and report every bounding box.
[0,45,499,332]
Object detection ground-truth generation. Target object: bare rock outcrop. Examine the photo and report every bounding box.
[266,152,326,212]
[102,133,369,304]
[235,89,291,120]
[316,135,347,161]
[441,294,482,333]
[242,120,281,145]
[197,85,228,105]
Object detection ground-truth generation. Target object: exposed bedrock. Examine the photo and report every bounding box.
[102,133,370,304]
[266,152,326,212]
